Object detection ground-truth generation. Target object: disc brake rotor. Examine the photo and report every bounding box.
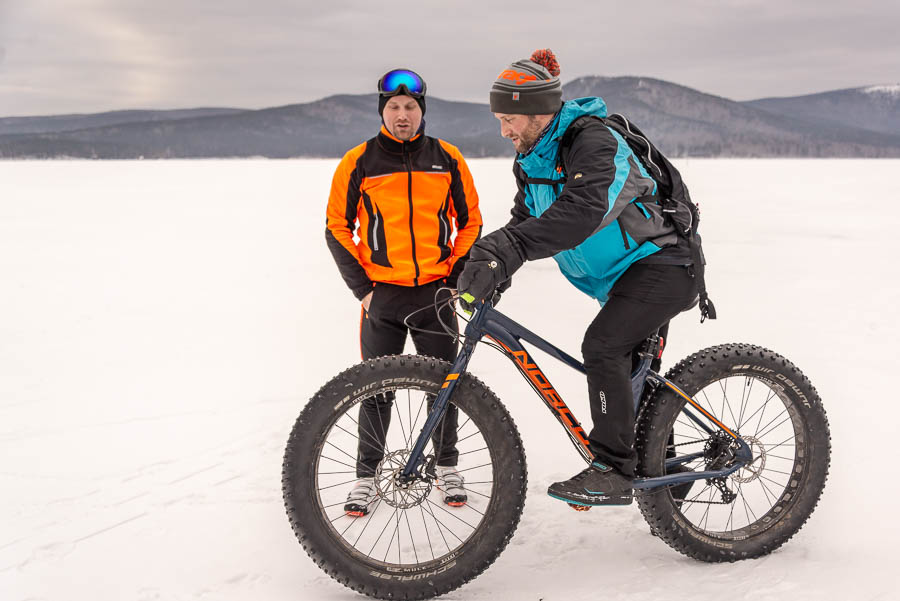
[731,435,766,484]
[374,449,433,509]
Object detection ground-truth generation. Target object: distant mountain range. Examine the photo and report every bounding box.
[2,79,899,159]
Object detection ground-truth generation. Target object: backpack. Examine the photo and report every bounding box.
[559,113,717,322]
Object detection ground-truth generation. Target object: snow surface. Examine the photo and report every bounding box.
[862,84,900,96]
[1,158,899,601]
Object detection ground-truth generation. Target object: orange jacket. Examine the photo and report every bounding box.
[326,126,482,299]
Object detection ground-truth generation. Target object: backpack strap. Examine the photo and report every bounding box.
[556,115,599,177]
[688,240,717,322]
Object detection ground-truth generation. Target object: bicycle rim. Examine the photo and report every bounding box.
[666,373,803,538]
[313,385,497,567]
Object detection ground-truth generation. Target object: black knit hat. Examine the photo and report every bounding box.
[379,93,425,117]
[490,49,562,115]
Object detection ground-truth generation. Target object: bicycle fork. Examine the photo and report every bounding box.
[398,305,487,485]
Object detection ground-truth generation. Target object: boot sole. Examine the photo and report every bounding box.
[548,491,633,506]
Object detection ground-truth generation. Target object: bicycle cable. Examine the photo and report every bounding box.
[401,287,512,357]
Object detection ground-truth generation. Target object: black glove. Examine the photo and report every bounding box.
[458,228,525,313]
[491,276,512,307]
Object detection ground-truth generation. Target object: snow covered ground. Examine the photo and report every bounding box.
[1,158,898,600]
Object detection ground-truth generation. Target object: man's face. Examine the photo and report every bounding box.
[494,113,548,154]
[382,95,423,141]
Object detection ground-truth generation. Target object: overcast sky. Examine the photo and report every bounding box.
[0,0,898,117]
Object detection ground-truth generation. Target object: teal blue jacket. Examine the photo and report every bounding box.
[506,97,680,303]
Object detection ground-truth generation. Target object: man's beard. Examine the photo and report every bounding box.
[391,123,413,141]
[514,117,547,153]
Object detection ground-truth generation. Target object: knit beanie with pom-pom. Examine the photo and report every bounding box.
[489,48,562,115]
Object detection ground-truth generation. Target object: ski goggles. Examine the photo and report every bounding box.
[378,69,426,98]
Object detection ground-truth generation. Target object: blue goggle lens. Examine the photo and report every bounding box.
[379,69,425,96]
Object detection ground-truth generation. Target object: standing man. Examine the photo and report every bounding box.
[326,68,483,516]
[458,50,700,507]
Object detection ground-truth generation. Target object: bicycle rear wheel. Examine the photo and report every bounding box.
[635,343,830,561]
[282,355,527,599]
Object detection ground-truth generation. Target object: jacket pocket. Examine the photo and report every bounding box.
[362,192,392,268]
[436,195,453,262]
[617,200,677,248]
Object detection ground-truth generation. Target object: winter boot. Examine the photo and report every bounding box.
[548,461,633,506]
[436,465,467,507]
[344,478,378,517]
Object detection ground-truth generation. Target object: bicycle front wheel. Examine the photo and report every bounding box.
[282,355,527,600]
[635,343,831,561]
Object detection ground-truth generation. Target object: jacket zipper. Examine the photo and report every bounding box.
[403,145,420,285]
[439,203,450,247]
[616,113,662,179]
[372,209,380,251]
[620,221,631,250]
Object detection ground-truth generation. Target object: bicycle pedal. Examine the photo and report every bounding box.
[568,503,591,512]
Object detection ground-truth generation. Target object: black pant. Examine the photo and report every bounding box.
[356,280,460,477]
[581,264,698,477]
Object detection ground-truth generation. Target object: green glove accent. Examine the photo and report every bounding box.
[460,292,475,316]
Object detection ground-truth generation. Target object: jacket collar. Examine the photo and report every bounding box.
[377,124,426,154]
[517,97,609,173]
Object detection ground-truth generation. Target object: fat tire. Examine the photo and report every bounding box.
[635,343,830,562]
[282,355,527,599]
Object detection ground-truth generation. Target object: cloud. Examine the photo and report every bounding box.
[0,0,898,115]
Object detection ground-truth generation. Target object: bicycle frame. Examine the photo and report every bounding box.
[400,301,751,491]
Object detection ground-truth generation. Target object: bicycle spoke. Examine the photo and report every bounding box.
[738,376,754,429]
[407,391,413,448]
[318,455,357,471]
[404,509,419,564]
[766,453,795,462]
[699,488,714,530]
[725,486,738,532]
[392,395,410,450]
[452,462,493,475]
[425,498,478,533]
[422,499,464,546]
[738,485,756,525]
[758,472,790,490]
[755,475,779,506]
[333,420,386,456]
[456,414,472,434]
[753,390,779,435]
[460,485,492,500]
[455,429,483,446]
[759,467,792,477]
[367,506,399,557]
[325,440,360,464]
[407,391,428,448]
[418,505,436,561]
[722,380,741,430]
[737,388,777,433]
[318,476,360,492]
[455,446,489,458]
[756,412,792,441]
[674,417,708,439]
[382,508,401,563]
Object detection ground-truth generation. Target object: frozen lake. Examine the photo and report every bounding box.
[1,158,898,600]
